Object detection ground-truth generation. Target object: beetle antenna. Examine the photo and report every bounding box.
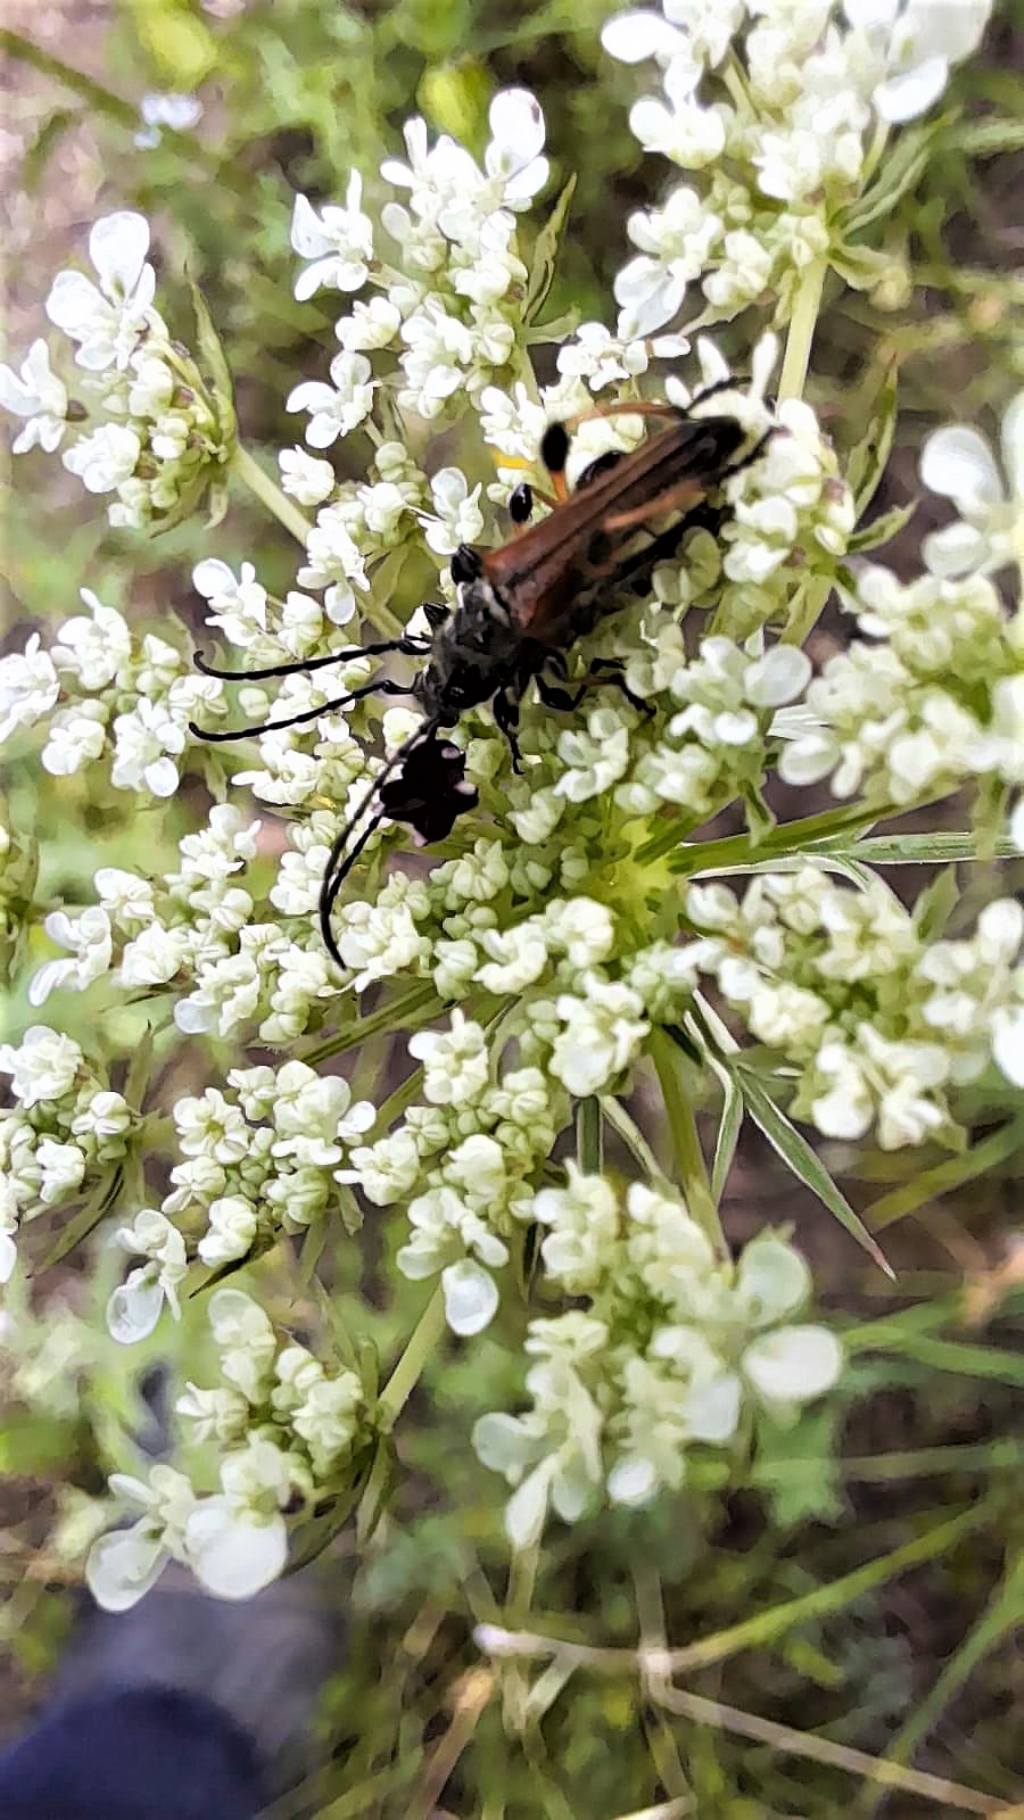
[189,677,414,744]
[193,633,430,682]
[319,716,441,967]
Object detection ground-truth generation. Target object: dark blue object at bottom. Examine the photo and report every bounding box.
[0,1685,265,1819]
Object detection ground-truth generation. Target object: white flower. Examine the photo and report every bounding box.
[339,1128,420,1206]
[535,1165,620,1294]
[36,1138,87,1206]
[601,12,693,67]
[474,921,550,995]
[409,1010,489,1106]
[442,1258,501,1336]
[0,1025,83,1108]
[134,91,202,148]
[851,0,992,124]
[0,634,60,744]
[742,1325,843,1411]
[554,708,632,803]
[86,1466,196,1611]
[63,422,142,494]
[29,906,113,1006]
[628,57,727,170]
[198,1195,258,1267]
[111,697,186,797]
[278,446,336,507]
[52,588,132,690]
[46,212,158,371]
[291,1370,362,1476]
[335,297,402,352]
[421,467,485,556]
[185,1442,292,1602]
[615,184,721,338]
[290,180,374,301]
[287,351,375,448]
[0,340,68,453]
[193,558,269,650]
[550,976,649,1097]
[118,920,191,988]
[208,1288,277,1403]
[483,88,550,208]
[271,1059,373,1160]
[107,1209,187,1344]
[920,391,1024,578]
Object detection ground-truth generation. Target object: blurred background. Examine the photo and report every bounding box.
[2,3,1024,1815]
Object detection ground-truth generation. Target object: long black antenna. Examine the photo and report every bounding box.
[193,633,430,683]
[189,677,414,744]
[319,717,440,967]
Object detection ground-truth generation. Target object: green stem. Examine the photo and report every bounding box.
[376,1285,446,1430]
[649,1030,726,1261]
[575,1098,603,1173]
[778,256,828,402]
[600,1096,667,1184]
[231,444,312,546]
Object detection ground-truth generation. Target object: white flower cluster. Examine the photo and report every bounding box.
[24,808,260,1024]
[0,1028,137,1283]
[602,0,991,337]
[0,213,233,529]
[475,1170,841,1545]
[0,587,226,802]
[5,0,1020,1606]
[287,89,548,435]
[87,1287,364,1609]
[689,871,1024,1149]
[777,564,1024,829]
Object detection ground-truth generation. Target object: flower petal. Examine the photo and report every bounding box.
[442,1258,499,1335]
[743,1324,843,1405]
[920,424,1003,510]
[920,518,992,577]
[86,1526,167,1612]
[186,1499,288,1599]
[89,212,150,297]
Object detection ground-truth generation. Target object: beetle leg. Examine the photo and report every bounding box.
[715,428,775,483]
[493,689,523,772]
[535,674,576,711]
[451,543,483,584]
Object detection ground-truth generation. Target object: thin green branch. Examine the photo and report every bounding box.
[231,444,312,545]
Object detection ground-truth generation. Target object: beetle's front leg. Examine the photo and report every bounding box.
[493,689,523,773]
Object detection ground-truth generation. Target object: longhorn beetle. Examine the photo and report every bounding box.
[190,384,770,965]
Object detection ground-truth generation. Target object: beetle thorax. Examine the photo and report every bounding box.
[414,577,521,721]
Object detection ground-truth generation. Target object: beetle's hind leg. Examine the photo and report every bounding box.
[492,689,523,772]
[536,659,653,719]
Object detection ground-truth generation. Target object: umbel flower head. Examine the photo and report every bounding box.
[4,6,1021,1604]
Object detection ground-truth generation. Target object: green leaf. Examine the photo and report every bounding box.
[811,832,1019,865]
[524,175,577,324]
[187,272,237,440]
[524,306,582,345]
[710,1058,743,1203]
[846,367,898,515]
[728,1062,895,1279]
[847,497,917,554]
[953,116,1024,156]
[753,1405,844,1529]
[829,242,892,293]
[840,118,945,234]
[912,863,959,941]
[31,1167,122,1275]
